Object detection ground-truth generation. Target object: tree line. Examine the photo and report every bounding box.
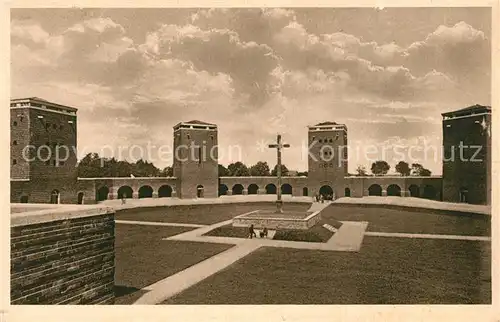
[77,153,431,178]
[76,153,307,178]
[355,161,432,177]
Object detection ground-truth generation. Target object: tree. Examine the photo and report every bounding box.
[395,161,411,176]
[249,161,271,176]
[355,165,368,176]
[133,159,161,177]
[160,166,174,177]
[218,164,229,177]
[227,162,250,176]
[271,164,289,176]
[77,153,103,178]
[371,161,390,176]
[411,163,432,176]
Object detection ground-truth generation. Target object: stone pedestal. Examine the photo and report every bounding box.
[381,190,387,196]
[258,189,265,195]
[401,190,410,197]
[226,190,233,196]
[171,190,177,198]
[243,189,248,195]
[153,192,158,198]
[133,192,139,199]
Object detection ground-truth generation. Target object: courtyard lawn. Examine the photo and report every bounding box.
[114,223,234,304]
[323,204,490,236]
[164,237,491,304]
[115,202,311,225]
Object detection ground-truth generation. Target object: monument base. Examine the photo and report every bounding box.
[232,209,322,230]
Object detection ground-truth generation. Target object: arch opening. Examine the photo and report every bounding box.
[387,184,401,197]
[345,187,351,197]
[50,189,60,204]
[248,184,259,195]
[158,185,173,198]
[218,184,228,196]
[97,186,109,202]
[138,185,153,198]
[368,184,382,196]
[408,184,420,197]
[281,184,292,195]
[197,185,204,198]
[265,184,277,194]
[77,192,84,204]
[423,185,437,200]
[118,186,133,199]
[319,185,333,200]
[302,187,308,196]
[232,184,244,195]
[459,187,468,203]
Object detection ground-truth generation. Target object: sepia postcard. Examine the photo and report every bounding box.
[1,1,498,321]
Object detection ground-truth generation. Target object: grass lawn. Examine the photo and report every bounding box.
[115,202,311,225]
[164,237,491,304]
[114,223,234,304]
[324,204,490,236]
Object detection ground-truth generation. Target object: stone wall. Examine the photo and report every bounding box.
[233,210,321,230]
[11,205,115,304]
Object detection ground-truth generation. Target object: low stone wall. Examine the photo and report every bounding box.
[233,210,322,230]
[11,204,116,304]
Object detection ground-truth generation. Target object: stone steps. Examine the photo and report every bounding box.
[322,224,338,233]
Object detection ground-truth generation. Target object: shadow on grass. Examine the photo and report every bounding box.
[114,285,149,305]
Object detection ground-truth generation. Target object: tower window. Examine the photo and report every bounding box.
[13,121,18,126]
[12,159,17,165]
[53,124,57,130]
[13,140,18,145]
[60,124,64,130]
[187,134,191,140]
[319,139,323,143]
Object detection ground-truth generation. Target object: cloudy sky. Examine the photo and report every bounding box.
[10,7,491,174]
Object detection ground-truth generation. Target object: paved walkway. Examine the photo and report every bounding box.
[134,243,260,304]
[334,196,491,215]
[116,220,206,228]
[327,221,369,251]
[364,231,491,241]
[102,195,313,211]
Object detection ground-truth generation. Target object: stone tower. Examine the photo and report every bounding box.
[307,121,348,198]
[10,97,78,203]
[173,120,218,198]
[441,104,491,205]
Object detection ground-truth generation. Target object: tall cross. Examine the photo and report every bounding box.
[268,134,290,213]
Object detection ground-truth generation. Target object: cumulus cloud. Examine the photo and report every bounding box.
[144,23,279,104]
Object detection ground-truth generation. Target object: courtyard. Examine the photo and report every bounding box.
[112,200,491,305]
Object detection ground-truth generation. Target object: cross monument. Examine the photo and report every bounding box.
[268,134,290,213]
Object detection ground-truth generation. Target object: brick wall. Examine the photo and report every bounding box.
[11,205,115,304]
[11,108,31,179]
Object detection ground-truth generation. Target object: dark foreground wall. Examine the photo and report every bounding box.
[11,205,115,304]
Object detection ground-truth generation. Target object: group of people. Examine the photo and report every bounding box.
[248,224,268,239]
[314,193,335,203]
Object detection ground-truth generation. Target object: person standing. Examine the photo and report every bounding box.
[248,224,257,239]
